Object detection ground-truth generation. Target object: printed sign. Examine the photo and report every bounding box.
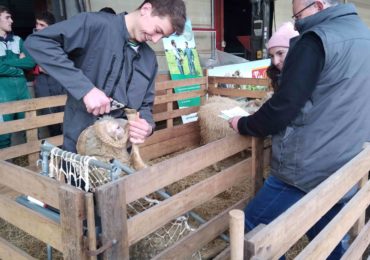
[163,20,203,123]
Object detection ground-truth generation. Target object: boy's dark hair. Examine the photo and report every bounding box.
[0,5,10,14]
[99,7,116,14]
[35,11,56,25]
[266,64,280,92]
[138,0,186,35]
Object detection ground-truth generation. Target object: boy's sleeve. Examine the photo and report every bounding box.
[24,12,96,100]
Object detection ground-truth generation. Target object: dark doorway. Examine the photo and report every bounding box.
[223,0,252,58]
[1,0,48,40]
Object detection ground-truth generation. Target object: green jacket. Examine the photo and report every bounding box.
[0,34,35,77]
[0,34,35,105]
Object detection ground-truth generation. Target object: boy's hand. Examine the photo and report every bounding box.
[83,87,111,116]
[128,112,152,144]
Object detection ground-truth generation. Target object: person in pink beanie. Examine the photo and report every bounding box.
[229,22,298,131]
[266,22,299,91]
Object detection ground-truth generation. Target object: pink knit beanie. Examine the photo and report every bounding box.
[266,22,299,50]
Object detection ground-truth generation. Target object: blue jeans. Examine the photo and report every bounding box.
[245,176,348,260]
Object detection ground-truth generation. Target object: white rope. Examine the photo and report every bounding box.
[45,145,197,257]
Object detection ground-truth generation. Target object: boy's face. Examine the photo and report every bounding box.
[0,11,13,34]
[35,19,49,32]
[134,3,174,44]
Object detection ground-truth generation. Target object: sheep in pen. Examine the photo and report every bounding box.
[39,108,202,259]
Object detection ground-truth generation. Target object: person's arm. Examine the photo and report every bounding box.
[24,13,96,100]
[3,39,35,69]
[0,63,24,76]
[235,33,325,137]
[25,13,111,116]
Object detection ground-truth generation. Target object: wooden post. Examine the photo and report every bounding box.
[59,185,87,260]
[95,179,129,260]
[229,209,245,260]
[166,88,174,128]
[25,110,39,164]
[251,137,264,195]
[85,193,97,260]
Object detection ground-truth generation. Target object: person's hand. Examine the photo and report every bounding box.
[128,112,153,144]
[228,116,241,133]
[19,52,26,59]
[83,87,111,116]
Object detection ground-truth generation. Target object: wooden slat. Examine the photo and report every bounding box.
[208,76,269,86]
[0,161,60,208]
[85,193,97,260]
[350,175,368,237]
[142,122,199,147]
[213,247,230,260]
[0,236,37,260]
[154,89,206,105]
[342,219,370,260]
[127,158,252,244]
[155,77,207,91]
[96,179,129,260]
[0,95,66,114]
[0,194,62,251]
[59,185,87,260]
[0,135,63,160]
[154,198,248,260]
[125,134,252,203]
[0,112,64,135]
[166,88,174,128]
[153,106,199,122]
[245,145,370,259]
[251,137,264,195]
[296,180,370,260]
[140,131,200,161]
[208,85,268,99]
[25,111,39,166]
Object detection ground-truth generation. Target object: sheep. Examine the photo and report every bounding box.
[197,94,272,171]
[76,108,147,172]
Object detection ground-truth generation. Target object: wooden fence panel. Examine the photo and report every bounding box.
[127,158,252,244]
[154,198,249,260]
[0,135,62,160]
[96,180,129,260]
[0,236,36,260]
[342,219,370,260]
[59,185,86,260]
[0,194,62,251]
[245,145,370,259]
[0,161,60,208]
[125,134,251,204]
[0,95,66,115]
[296,180,370,260]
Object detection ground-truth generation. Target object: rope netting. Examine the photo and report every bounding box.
[41,143,200,259]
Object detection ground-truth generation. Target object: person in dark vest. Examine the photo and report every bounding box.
[229,1,370,258]
[32,11,66,137]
